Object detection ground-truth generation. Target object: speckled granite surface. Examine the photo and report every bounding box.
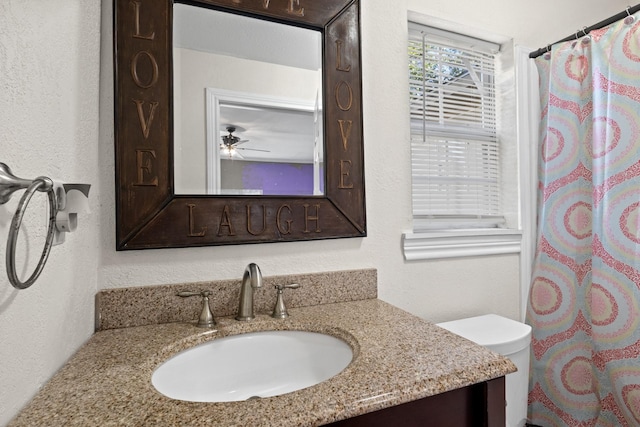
[10,299,516,427]
[96,268,378,330]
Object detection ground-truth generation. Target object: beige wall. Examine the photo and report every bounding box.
[0,1,101,424]
[0,0,630,424]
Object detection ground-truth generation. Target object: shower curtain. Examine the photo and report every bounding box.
[527,13,640,427]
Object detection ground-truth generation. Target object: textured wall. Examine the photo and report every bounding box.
[0,1,101,425]
[97,0,629,316]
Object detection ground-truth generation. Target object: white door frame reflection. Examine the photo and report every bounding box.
[203,88,323,196]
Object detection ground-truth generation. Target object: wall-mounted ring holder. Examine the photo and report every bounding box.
[0,163,90,290]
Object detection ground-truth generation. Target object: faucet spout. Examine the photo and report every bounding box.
[236,263,263,321]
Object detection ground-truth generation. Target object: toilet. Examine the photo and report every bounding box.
[437,314,532,427]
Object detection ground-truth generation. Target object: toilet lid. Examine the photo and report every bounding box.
[437,314,532,355]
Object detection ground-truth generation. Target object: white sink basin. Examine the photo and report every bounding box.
[151,330,353,402]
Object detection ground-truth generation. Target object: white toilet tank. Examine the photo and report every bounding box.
[437,314,532,427]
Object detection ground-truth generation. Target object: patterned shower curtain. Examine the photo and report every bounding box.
[527,12,640,426]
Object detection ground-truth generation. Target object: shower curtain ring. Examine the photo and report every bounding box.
[624,6,636,24]
[579,27,591,45]
[572,30,580,47]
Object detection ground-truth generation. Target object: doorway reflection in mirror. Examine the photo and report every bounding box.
[172,3,323,196]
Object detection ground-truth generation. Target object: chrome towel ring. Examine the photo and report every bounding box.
[1,164,57,289]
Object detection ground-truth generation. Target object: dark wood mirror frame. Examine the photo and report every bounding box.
[114,0,365,250]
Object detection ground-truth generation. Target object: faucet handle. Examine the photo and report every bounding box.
[271,284,300,319]
[177,290,217,328]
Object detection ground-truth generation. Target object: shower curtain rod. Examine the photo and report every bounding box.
[529,3,640,58]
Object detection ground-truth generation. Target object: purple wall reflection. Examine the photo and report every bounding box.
[242,163,323,195]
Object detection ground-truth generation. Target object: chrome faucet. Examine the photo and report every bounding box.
[236,263,263,321]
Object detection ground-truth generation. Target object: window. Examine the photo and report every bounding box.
[409,23,503,229]
[404,22,521,260]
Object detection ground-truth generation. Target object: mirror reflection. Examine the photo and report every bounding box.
[172,3,324,196]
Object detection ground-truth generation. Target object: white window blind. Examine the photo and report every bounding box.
[409,23,503,230]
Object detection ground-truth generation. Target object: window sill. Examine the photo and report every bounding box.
[402,229,522,261]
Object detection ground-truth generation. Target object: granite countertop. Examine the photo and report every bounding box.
[10,299,516,426]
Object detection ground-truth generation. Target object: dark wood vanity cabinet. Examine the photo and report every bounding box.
[327,377,506,427]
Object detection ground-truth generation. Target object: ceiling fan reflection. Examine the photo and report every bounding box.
[220,126,270,159]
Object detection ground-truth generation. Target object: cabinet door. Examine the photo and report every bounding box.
[326,377,506,427]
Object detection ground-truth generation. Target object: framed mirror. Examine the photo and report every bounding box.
[114,0,365,249]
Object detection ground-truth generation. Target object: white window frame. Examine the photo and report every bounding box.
[403,16,525,261]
